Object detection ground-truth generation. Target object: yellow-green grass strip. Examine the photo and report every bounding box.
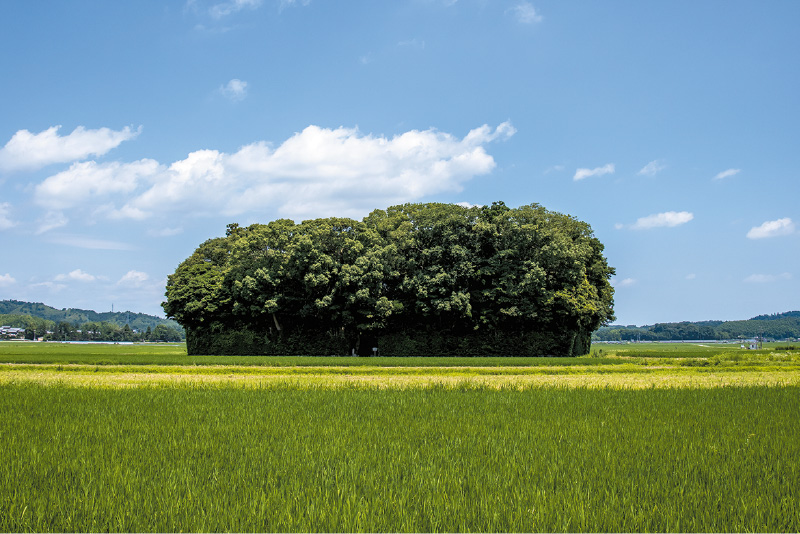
[2,363,799,389]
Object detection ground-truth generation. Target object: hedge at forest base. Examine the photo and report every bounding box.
[185,326,592,357]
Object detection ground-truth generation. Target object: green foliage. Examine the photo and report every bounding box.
[0,383,797,532]
[165,202,615,356]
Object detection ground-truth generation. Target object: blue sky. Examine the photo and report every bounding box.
[1,0,798,326]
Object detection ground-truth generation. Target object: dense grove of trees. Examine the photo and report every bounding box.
[164,202,615,356]
[594,312,800,341]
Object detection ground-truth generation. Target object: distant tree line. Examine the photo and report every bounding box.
[0,313,184,342]
[164,202,615,356]
[47,321,184,342]
[594,312,800,341]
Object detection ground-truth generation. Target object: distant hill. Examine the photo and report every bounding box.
[0,300,183,334]
[594,311,800,341]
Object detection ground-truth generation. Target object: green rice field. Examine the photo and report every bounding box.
[1,341,799,531]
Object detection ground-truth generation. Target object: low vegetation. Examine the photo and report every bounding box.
[1,341,797,531]
[1,382,797,532]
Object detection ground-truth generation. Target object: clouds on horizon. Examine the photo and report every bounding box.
[26,121,515,225]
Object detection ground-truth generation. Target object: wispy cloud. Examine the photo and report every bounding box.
[746,217,795,239]
[218,78,248,101]
[30,281,66,292]
[209,0,262,18]
[543,165,565,174]
[508,2,542,24]
[49,235,136,251]
[36,211,69,234]
[0,125,140,172]
[628,211,694,230]
[612,277,636,288]
[638,159,666,177]
[574,163,614,181]
[0,273,15,287]
[398,38,425,49]
[744,273,792,284]
[0,202,15,230]
[148,226,184,237]
[714,168,740,180]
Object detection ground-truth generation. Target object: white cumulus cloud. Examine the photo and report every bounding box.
[746,218,795,239]
[0,273,16,287]
[0,125,140,172]
[630,211,694,230]
[574,163,614,181]
[638,160,666,177]
[714,168,740,180]
[55,269,97,282]
[219,79,248,101]
[508,2,542,23]
[118,270,150,287]
[34,159,161,211]
[110,122,515,221]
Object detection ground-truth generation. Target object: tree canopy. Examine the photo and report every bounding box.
[164,202,615,356]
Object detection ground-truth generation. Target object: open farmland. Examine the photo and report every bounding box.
[1,342,799,532]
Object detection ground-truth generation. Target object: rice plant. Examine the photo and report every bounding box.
[1,383,797,532]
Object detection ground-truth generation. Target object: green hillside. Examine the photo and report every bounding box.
[0,300,184,338]
[594,311,800,341]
